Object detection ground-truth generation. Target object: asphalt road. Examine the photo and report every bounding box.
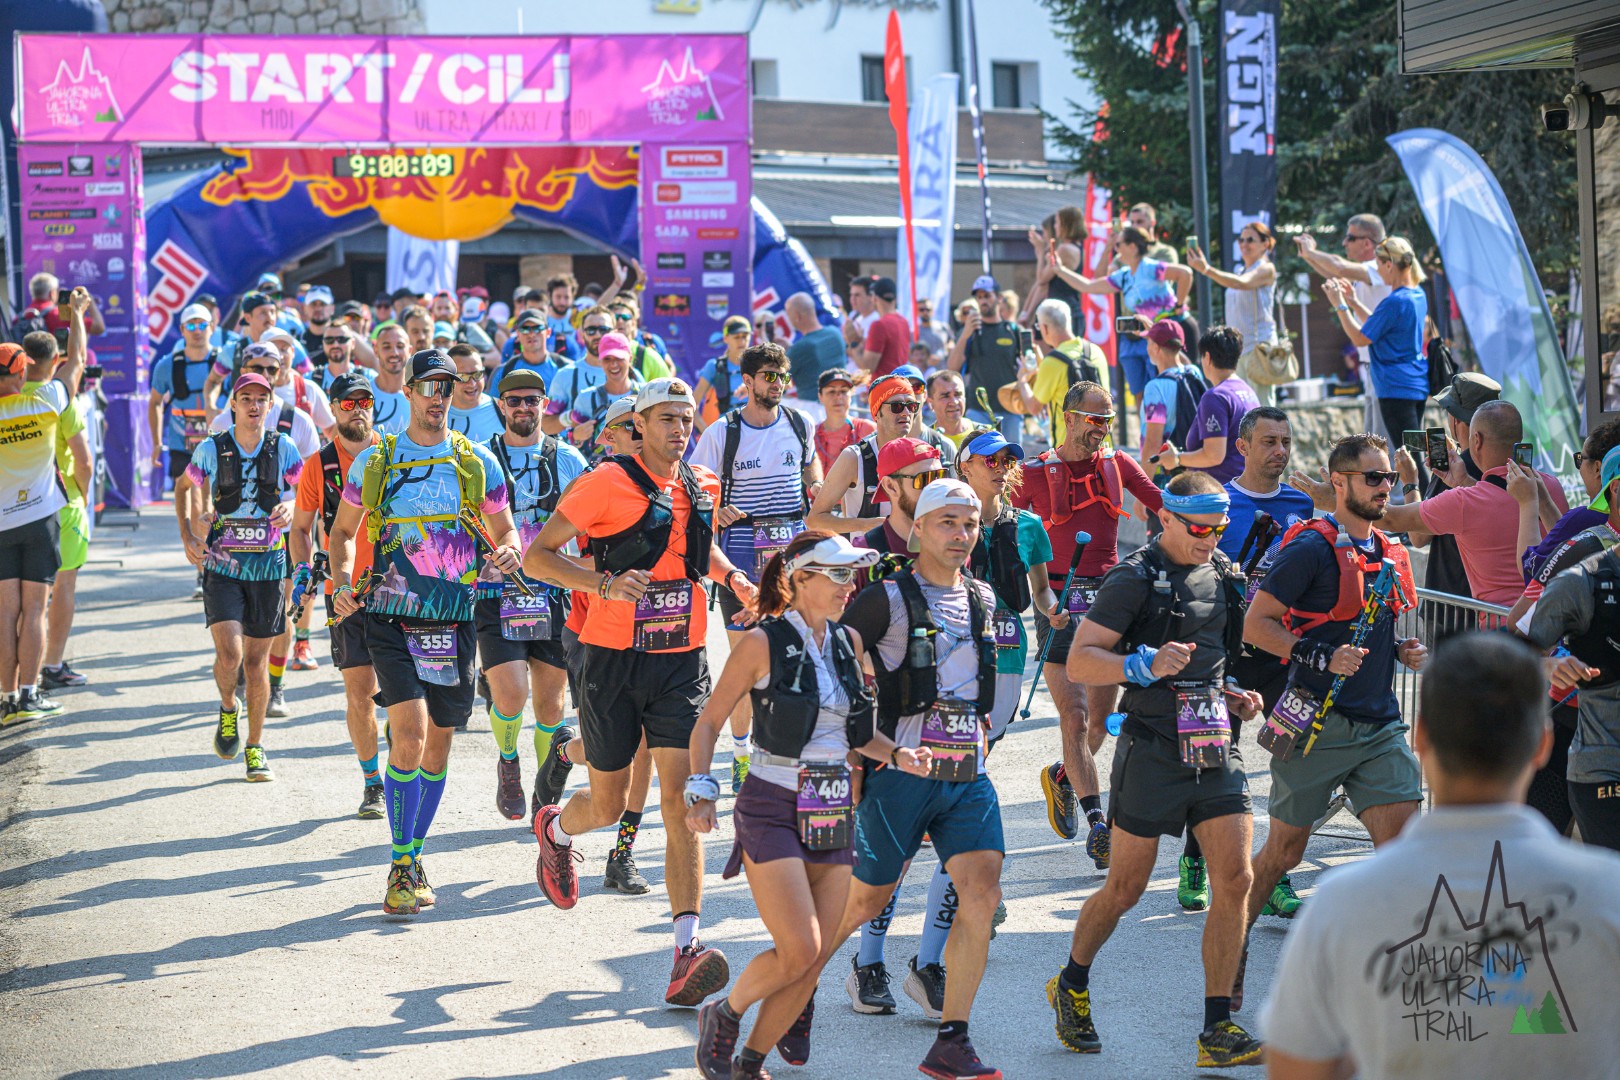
[0,507,1376,1079]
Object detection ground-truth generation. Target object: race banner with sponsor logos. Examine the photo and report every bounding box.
[17,141,149,507]
[639,143,752,376]
[14,34,750,146]
[1217,0,1278,266]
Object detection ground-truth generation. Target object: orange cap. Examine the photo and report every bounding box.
[0,343,26,377]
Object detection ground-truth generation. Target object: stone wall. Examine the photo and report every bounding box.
[1284,398,1446,472]
[104,0,424,34]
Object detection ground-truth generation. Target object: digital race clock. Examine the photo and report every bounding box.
[333,152,457,179]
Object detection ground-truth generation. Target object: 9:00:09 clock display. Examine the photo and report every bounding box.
[333,153,457,179]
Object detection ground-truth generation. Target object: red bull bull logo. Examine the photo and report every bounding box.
[201,146,637,242]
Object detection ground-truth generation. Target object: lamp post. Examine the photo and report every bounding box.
[1175,0,1213,330]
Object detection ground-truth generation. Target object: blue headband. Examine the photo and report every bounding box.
[1161,490,1231,515]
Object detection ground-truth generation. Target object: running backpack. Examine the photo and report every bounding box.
[1146,367,1210,449]
[211,429,284,517]
[358,431,487,543]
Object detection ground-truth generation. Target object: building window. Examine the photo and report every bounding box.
[752,59,779,99]
[991,61,1038,110]
[861,55,886,102]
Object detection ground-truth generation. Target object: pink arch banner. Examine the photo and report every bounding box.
[14,33,750,147]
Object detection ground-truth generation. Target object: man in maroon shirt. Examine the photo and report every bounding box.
[1013,379,1163,871]
[854,276,913,379]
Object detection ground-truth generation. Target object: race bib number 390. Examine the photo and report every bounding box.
[633,580,693,651]
[217,518,273,553]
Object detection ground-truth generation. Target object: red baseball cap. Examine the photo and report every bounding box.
[877,436,941,478]
[1146,320,1185,349]
[232,372,273,396]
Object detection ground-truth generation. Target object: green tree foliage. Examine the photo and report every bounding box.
[1041,0,1580,274]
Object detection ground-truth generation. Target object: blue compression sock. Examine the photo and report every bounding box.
[858,885,901,966]
[412,767,447,858]
[916,863,958,968]
[385,764,421,861]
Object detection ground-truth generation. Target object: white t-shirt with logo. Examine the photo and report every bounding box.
[1262,804,1620,1079]
[0,380,67,530]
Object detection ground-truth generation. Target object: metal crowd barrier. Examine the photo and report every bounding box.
[1393,588,1514,725]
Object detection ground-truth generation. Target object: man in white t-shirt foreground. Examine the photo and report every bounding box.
[1294,213,1392,439]
[1263,632,1620,1080]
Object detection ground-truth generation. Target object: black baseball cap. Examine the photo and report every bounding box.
[240,291,275,314]
[818,368,856,389]
[408,348,462,383]
[372,291,393,307]
[871,276,898,302]
[327,372,373,401]
[333,299,364,319]
[514,310,546,331]
[391,286,420,305]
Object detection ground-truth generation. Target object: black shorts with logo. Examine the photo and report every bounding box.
[473,595,567,673]
[1108,728,1251,839]
[0,515,61,585]
[202,571,285,639]
[578,645,709,773]
[324,595,371,671]
[365,614,477,728]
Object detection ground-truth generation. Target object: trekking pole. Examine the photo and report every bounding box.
[1020,530,1093,720]
[1234,511,1274,574]
[459,508,536,597]
[1302,559,1394,755]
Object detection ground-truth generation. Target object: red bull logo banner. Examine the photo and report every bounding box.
[14,34,749,147]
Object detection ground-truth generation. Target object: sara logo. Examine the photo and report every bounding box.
[39,47,123,128]
[640,47,723,127]
[200,146,636,242]
[43,224,75,236]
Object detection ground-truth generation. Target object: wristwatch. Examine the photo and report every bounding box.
[727,569,748,589]
[1403,482,1418,495]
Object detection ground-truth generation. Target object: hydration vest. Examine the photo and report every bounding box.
[210,429,284,517]
[869,567,997,729]
[487,433,562,517]
[1146,366,1210,449]
[1029,448,1126,525]
[317,441,345,532]
[168,347,219,402]
[969,507,1032,613]
[1119,544,1249,671]
[719,405,813,514]
[358,431,487,544]
[1562,546,1620,688]
[590,455,714,581]
[856,434,883,519]
[1276,518,1417,635]
[748,617,875,757]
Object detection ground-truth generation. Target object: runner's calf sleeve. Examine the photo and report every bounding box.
[858,886,900,966]
[385,765,422,860]
[916,864,957,967]
[534,720,563,761]
[489,704,524,759]
[412,767,448,857]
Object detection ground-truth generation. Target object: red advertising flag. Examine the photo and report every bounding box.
[1081,175,1117,369]
[885,11,919,330]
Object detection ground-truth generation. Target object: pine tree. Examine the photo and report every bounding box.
[1510,1004,1534,1034]
[1040,0,1579,276]
[1538,991,1567,1034]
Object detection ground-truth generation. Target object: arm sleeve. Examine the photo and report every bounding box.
[1526,571,1595,651]
[1259,903,1350,1062]
[1118,455,1164,512]
[1083,566,1151,636]
[839,581,893,657]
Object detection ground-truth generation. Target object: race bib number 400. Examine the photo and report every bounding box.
[920,701,981,783]
[633,579,693,651]
[403,623,459,686]
[796,762,853,851]
[1175,685,1230,769]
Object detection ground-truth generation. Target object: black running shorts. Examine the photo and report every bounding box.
[365,614,477,728]
[578,645,709,773]
[473,596,567,673]
[1108,730,1251,839]
[324,595,371,671]
[0,515,61,585]
[202,571,284,639]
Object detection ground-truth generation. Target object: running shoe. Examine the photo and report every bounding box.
[0,697,19,727]
[694,1000,740,1080]
[40,662,87,689]
[1231,942,1249,1012]
[496,755,525,820]
[1046,974,1101,1053]
[667,941,730,1007]
[775,992,814,1066]
[1178,855,1210,912]
[919,1031,1001,1080]
[1261,874,1303,919]
[289,640,318,671]
[244,745,274,782]
[604,849,651,895]
[266,685,289,718]
[192,573,204,600]
[845,955,896,1015]
[413,857,436,907]
[358,783,385,819]
[1195,1019,1264,1068]
[383,856,420,916]
[1085,819,1111,870]
[730,1055,772,1079]
[903,956,946,1019]
[731,753,749,795]
[991,899,1008,940]
[15,689,61,718]
[535,725,575,809]
[1040,761,1078,840]
[533,806,581,909]
[213,705,242,760]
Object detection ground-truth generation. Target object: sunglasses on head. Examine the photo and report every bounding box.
[607,420,638,434]
[884,400,921,416]
[337,395,373,412]
[1170,511,1230,538]
[182,320,209,332]
[1336,469,1399,487]
[411,379,457,399]
[752,370,790,385]
[898,467,949,490]
[800,565,858,585]
[502,394,544,408]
